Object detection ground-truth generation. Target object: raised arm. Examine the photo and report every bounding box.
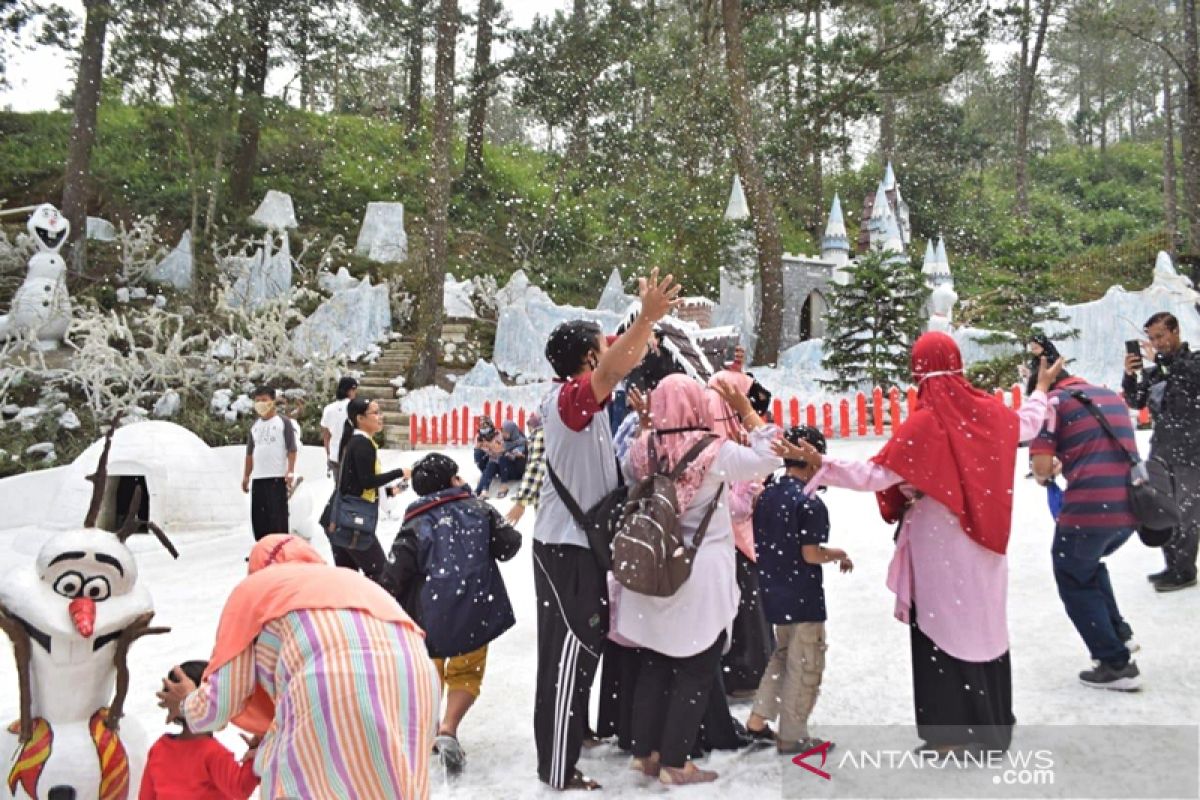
[180,647,258,734]
[591,268,681,403]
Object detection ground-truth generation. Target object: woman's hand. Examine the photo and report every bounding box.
[627,386,652,429]
[156,665,197,724]
[712,379,754,422]
[771,436,823,469]
[1034,356,1066,393]
[239,734,262,765]
[505,503,526,524]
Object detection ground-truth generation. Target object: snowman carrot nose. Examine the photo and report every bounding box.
[69,596,96,638]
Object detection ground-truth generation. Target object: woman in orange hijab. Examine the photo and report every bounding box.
[158,535,439,799]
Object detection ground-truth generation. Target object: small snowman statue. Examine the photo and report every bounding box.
[0,204,73,350]
[0,430,177,800]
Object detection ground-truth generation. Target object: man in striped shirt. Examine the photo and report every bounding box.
[1032,375,1141,691]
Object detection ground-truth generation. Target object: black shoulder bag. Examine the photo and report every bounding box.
[326,439,381,551]
[545,459,628,571]
[1068,390,1181,546]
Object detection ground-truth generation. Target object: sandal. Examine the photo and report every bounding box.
[541,769,602,791]
[659,764,719,785]
[744,721,777,744]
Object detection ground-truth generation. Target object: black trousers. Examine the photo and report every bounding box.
[330,538,388,581]
[596,641,641,751]
[721,551,773,693]
[533,541,608,788]
[251,478,289,540]
[1163,462,1200,581]
[630,633,725,768]
[910,614,1014,751]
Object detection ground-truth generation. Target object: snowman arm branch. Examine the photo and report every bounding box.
[0,603,32,742]
[107,612,170,732]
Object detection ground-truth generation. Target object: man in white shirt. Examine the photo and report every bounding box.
[321,376,358,473]
[242,386,298,540]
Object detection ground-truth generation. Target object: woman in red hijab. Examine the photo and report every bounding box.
[783,332,1061,756]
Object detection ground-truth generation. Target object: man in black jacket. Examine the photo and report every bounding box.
[1122,311,1200,592]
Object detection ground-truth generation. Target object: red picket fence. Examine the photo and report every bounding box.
[404,384,1040,448]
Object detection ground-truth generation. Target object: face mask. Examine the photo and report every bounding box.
[254,400,274,417]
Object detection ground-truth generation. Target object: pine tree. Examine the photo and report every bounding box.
[820,251,930,392]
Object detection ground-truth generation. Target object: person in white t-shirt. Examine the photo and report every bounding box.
[242,386,299,540]
[321,377,359,473]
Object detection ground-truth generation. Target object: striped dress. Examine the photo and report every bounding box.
[185,608,440,799]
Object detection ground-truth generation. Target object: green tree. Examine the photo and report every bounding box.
[820,250,929,391]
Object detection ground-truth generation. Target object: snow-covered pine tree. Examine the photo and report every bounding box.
[820,250,929,391]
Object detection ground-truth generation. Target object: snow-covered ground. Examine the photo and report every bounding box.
[1,435,1196,799]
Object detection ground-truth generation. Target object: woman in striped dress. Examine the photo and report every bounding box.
[159,534,440,799]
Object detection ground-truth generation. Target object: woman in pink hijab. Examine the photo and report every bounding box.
[614,374,783,785]
[706,370,773,697]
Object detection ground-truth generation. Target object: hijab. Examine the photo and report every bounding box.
[871,332,1020,555]
[625,374,721,512]
[203,535,418,734]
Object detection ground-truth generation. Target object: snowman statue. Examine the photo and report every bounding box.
[0,432,176,800]
[0,204,73,351]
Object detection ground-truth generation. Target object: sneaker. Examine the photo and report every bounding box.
[1079,661,1141,691]
[1154,576,1197,593]
[434,734,465,777]
[1147,569,1171,584]
[778,737,835,756]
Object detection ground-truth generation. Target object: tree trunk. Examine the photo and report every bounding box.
[1165,67,1179,251]
[565,0,590,165]
[464,0,497,179]
[811,7,824,240]
[406,0,426,137]
[228,0,270,208]
[61,0,112,274]
[1182,0,1200,250]
[411,0,458,388]
[1014,0,1051,222]
[721,0,784,364]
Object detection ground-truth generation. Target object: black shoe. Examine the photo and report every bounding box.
[1147,569,1171,583]
[434,734,465,777]
[1154,576,1197,593]
[744,722,777,744]
[1079,660,1141,691]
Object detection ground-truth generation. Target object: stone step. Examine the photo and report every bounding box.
[375,398,402,412]
[382,411,407,425]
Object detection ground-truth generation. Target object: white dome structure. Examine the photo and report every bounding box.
[46,422,247,532]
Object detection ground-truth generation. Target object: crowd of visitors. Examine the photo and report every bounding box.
[142,273,1193,798]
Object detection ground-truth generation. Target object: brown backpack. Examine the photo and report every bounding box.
[612,434,723,597]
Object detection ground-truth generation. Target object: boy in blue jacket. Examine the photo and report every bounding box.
[386,452,522,776]
[745,426,852,755]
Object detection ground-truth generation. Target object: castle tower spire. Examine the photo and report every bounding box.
[821,193,850,269]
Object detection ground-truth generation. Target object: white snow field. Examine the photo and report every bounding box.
[1,435,1197,799]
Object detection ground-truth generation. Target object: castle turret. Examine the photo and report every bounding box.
[821,193,850,270]
[868,181,896,252]
[880,211,905,261]
[922,235,953,288]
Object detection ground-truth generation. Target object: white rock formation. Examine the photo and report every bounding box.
[318,267,360,294]
[444,274,476,318]
[291,275,392,360]
[148,230,194,291]
[153,390,181,419]
[595,268,634,314]
[86,216,117,241]
[225,232,292,310]
[355,202,409,263]
[249,190,298,230]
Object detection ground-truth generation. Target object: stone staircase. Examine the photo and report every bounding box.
[357,338,416,449]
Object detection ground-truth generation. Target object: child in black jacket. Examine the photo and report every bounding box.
[386,452,522,777]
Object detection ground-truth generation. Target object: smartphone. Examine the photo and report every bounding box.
[1125,340,1142,357]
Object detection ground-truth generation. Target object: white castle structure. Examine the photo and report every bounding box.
[715,162,956,356]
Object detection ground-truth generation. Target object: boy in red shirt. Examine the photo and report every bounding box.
[140,661,260,799]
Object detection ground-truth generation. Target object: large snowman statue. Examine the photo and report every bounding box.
[0,433,175,800]
[0,204,73,350]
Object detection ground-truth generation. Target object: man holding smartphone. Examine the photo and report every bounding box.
[1122,312,1200,592]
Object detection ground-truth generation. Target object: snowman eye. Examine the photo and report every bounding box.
[53,571,83,598]
[82,576,111,601]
